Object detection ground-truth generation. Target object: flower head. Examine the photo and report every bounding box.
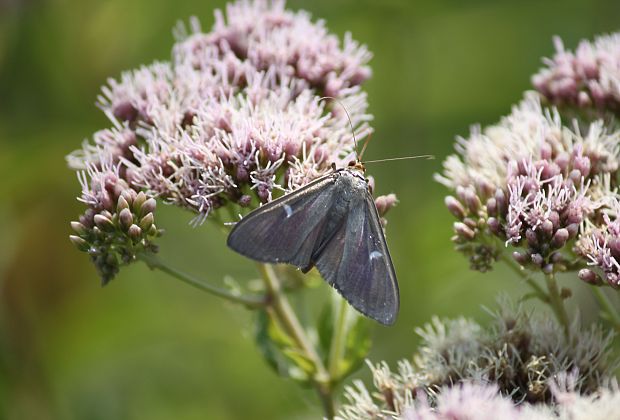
[67,0,394,283]
[532,33,620,115]
[437,92,620,279]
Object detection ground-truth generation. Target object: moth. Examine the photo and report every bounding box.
[227,161,399,325]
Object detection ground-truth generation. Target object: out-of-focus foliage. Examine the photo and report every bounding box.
[1,0,619,418]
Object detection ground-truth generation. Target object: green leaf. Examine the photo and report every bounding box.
[253,309,316,385]
[338,314,372,380]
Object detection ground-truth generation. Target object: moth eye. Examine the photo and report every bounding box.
[348,160,356,167]
[331,162,337,170]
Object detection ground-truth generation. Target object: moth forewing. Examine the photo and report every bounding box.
[226,166,400,325]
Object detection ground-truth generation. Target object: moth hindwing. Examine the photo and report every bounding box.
[227,167,399,325]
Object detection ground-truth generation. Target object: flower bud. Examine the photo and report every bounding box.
[454,222,475,240]
[94,214,115,232]
[486,198,497,217]
[69,235,90,252]
[139,213,154,231]
[512,251,528,265]
[445,196,466,219]
[525,229,538,247]
[578,268,603,285]
[140,198,157,217]
[117,195,130,212]
[566,223,579,238]
[133,191,147,214]
[71,221,88,236]
[487,217,500,235]
[238,195,252,207]
[531,253,544,266]
[128,224,142,241]
[119,208,134,230]
[375,194,398,217]
[551,228,569,249]
[541,220,554,239]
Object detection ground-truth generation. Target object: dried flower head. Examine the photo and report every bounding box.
[532,33,620,115]
[336,303,617,420]
[67,0,394,283]
[437,92,620,283]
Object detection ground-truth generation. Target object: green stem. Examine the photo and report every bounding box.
[138,252,266,309]
[544,273,571,340]
[328,298,349,380]
[591,286,620,332]
[256,264,334,418]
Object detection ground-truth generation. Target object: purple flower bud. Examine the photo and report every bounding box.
[579,268,603,285]
[445,196,466,219]
[140,198,157,217]
[512,251,528,265]
[609,237,620,259]
[486,198,497,217]
[128,224,142,241]
[454,222,475,240]
[548,211,560,229]
[607,273,620,289]
[555,152,570,172]
[375,194,398,217]
[487,217,500,235]
[566,223,579,238]
[119,208,134,230]
[139,213,154,231]
[525,229,538,247]
[113,101,138,122]
[117,195,130,212]
[574,155,591,178]
[463,217,477,229]
[257,185,270,203]
[238,195,252,207]
[551,228,569,249]
[133,192,147,214]
[541,220,554,239]
[94,214,115,232]
[121,189,137,205]
[495,189,507,214]
[463,189,481,214]
[542,263,554,274]
[69,235,90,252]
[531,253,544,266]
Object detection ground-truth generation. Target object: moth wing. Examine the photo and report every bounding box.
[314,192,399,325]
[227,174,337,269]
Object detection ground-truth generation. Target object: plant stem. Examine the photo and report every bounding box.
[544,273,571,340]
[137,252,266,309]
[591,286,620,332]
[257,263,335,418]
[328,297,349,380]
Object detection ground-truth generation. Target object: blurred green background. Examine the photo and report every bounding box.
[1,0,619,418]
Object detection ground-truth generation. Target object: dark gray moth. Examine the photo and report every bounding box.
[227,162,399,325]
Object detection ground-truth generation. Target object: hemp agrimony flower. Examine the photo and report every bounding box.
[67,0,397,284]
[336,303,617,419]
[533,33,620,115]
[436,92,620,281]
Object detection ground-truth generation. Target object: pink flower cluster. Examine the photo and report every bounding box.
[68,0,392,282]
[437,93,620,277]
[532,33,620,114]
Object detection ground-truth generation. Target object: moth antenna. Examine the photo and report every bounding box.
[358,131,373,161]
[364,155,435,164]
[318,96,360,161]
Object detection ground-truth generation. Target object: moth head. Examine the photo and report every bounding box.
[348,160,366,173]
